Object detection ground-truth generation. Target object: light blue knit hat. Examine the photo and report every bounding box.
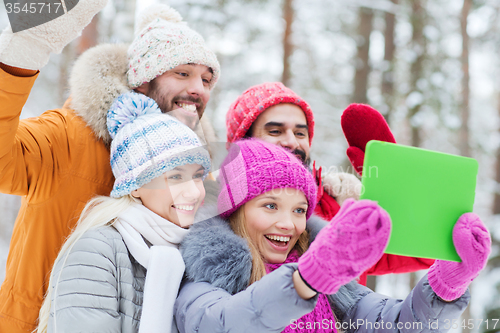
[107,91,211,198]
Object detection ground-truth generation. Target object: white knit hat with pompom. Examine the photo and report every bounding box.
[127,4,220,89]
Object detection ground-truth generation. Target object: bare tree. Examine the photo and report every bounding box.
[407,0,426,148]
[494,90,500,215]
[77,15,100,55]
[460,0,472,158]
[353,6,374,104]
[58,14,100,105]
[282,0,294,86]
[405,0,427,292]
[382,0,398,123]
[459,1,473,328]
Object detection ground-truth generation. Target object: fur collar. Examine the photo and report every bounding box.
[181,210,253,295]
[69,43,130,146]
[180,208,328,295]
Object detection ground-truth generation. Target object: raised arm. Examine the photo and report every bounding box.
[0,0,107,197]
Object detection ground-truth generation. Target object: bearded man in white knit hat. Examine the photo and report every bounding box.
[0,2,219,332]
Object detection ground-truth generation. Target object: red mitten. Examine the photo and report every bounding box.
[341,104,396,176]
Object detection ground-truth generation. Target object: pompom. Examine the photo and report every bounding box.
[107,91,161,139]
[135,4,184,35]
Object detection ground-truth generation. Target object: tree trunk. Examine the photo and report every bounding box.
[76,14,100,55]
[382,0,397,123]
[459,1,473,326]
[408,0,426,148]
[281,0,294,86]
[460,0,471,158]
[409,272,417,290]
[353,7,374,104]
[58,44,74,105]
[366,275,377,292]
[493,91,500,214]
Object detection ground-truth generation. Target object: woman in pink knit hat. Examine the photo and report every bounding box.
[225,82,436,286]
[175,138,490,333]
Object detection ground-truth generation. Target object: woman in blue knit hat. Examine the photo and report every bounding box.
[37,91,211,333]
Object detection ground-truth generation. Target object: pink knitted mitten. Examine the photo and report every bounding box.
[428,213,491,301]
[298,199,391,294]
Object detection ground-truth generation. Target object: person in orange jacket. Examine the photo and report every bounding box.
[225,82,435,287]
[0,3,220,332]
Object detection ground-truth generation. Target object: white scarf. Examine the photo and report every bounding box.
[114,204,189,333]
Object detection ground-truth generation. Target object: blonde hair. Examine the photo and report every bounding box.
[229,207,309,285]
[36,195,138,333]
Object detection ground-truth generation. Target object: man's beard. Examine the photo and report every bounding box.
[147,79,205,129]
[291,148,311,167]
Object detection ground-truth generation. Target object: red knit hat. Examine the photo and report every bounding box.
[226,82,315,145]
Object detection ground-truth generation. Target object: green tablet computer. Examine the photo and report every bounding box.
[359,141,478,262]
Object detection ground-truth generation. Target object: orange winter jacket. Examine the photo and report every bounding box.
[0,44,129,333]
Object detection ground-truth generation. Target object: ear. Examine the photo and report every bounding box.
[131,189,141,199]
[134,82,150,95]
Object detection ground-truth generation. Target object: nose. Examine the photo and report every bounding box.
[186,75,205,98]
[279,129,300,151]
[275,212,295,231]
[182,179,202,200]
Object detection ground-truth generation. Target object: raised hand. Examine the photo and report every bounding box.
[428,213,491,301]
[0,0,108,70]
[298,199,391,294]
[341,103,396,176]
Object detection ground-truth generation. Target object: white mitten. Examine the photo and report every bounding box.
[0,0,108,70]
[322,170,361,206]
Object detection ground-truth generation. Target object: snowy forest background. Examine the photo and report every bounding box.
[1,0,500,331]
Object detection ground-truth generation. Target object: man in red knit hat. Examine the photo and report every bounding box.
[225,82,434,286]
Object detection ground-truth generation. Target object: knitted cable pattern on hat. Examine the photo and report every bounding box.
[218,139,317,219]
[127,4,220,89]
[108,91,211,198]
[226,82,315,144]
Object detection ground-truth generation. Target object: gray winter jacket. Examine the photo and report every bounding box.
[175,215,470,333]
[47,225,145,333]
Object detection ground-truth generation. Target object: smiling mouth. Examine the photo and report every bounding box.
[175,102,197,115]
[172,204,195,211]
[265,234,291,247]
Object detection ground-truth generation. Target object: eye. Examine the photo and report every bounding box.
[264,203,277,210]
[177,72,188,77]
[295,132,306,137]
[268,130,281,135]
[294,207,307,214]
[193,172,204,179]
[168,174,182,180]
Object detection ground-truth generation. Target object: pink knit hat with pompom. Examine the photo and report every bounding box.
[226,82,314,145]
[218,138,317,219]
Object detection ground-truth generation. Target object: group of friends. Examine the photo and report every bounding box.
[0,2,492,333]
